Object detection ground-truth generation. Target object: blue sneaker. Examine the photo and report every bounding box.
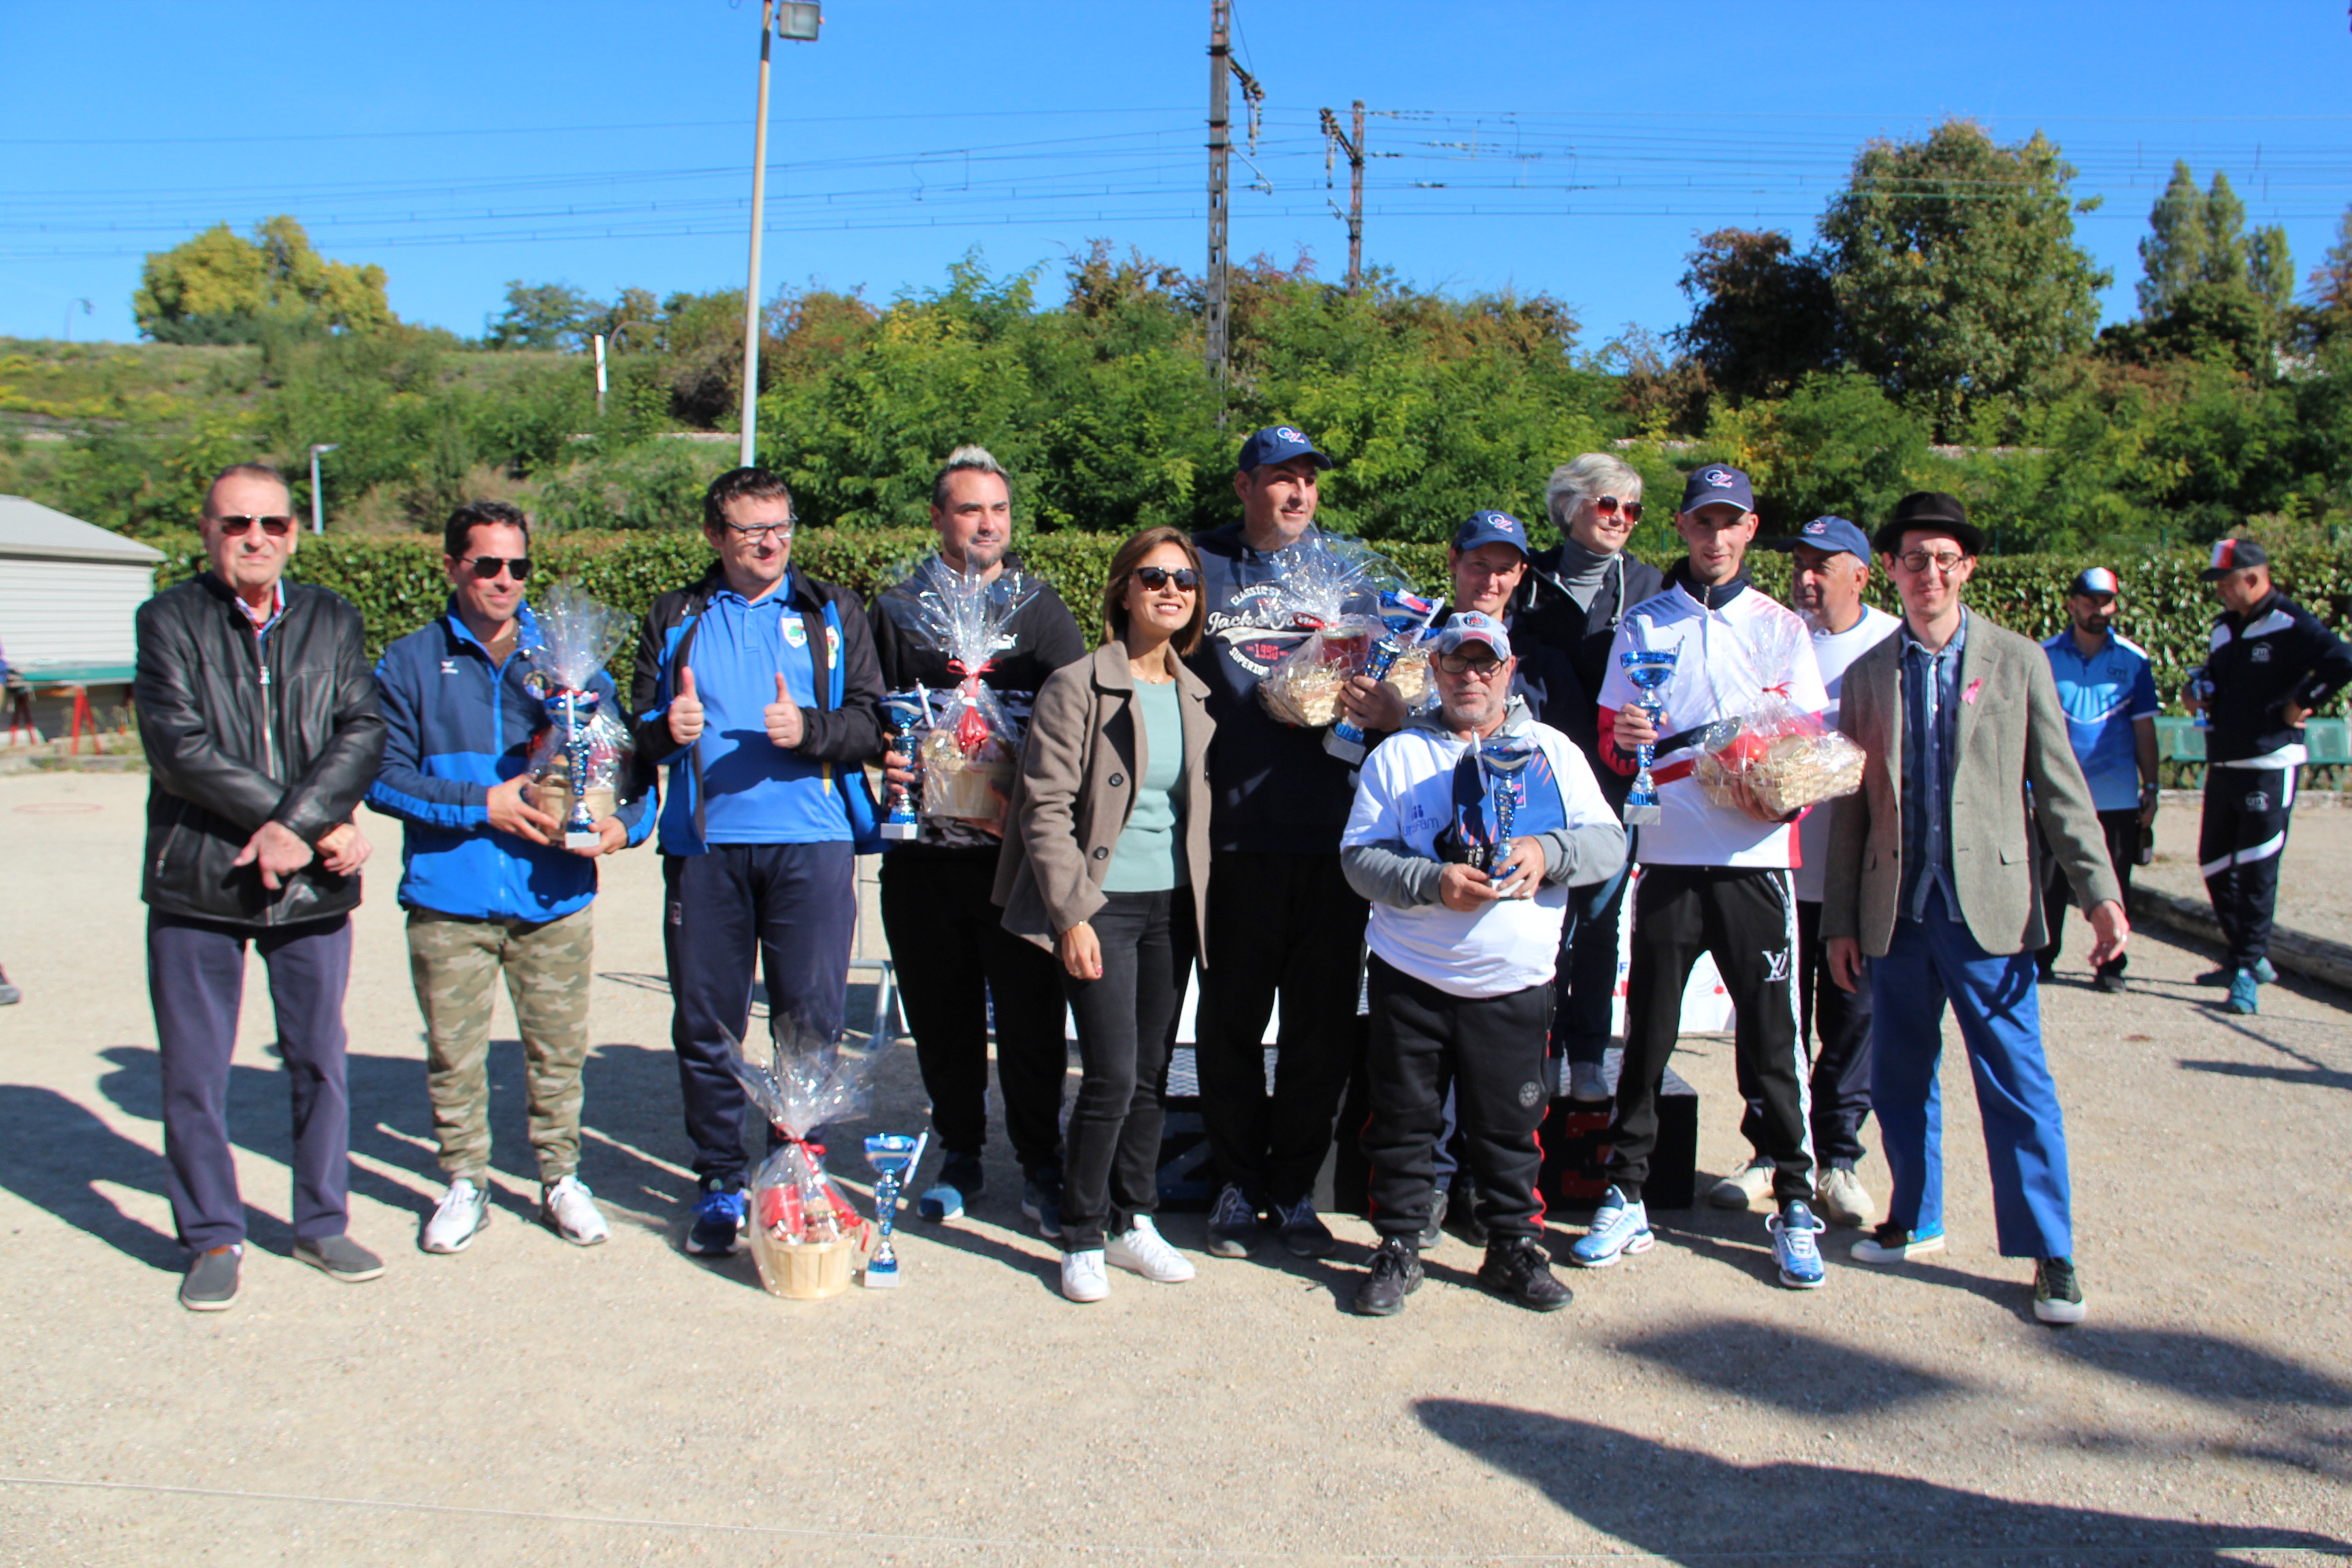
[1022,1165,1064,1242]
[686,1182,745,1257]
[918,1153,984,1222]
[1770,1201,1827,1289]
[1570,1186,1652,1268]
[2226,968,2260,1015]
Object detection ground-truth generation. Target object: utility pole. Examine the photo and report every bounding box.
[308,444,339,535]
[736,2,821,471]
[1205,0,1230,427]
[1320,102,1366,293]
[593,332,608,419]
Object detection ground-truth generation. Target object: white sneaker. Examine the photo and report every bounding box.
[541,1175,610,1246]
[423,1176,491,1254]
[1104,1215,1196,1283]
[1815,1167,1876,1228]
[1569,1060,1610,1102]
[1708,1159,1776,1211]
[1061,1249,1110,1303]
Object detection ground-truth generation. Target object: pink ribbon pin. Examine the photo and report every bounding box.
[1962,678,1983,706]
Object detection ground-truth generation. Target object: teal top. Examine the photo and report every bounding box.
[1102,677,1186,893]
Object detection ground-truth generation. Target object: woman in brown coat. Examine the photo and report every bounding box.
[994,525,1215,1303]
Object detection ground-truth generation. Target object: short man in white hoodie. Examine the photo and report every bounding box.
[1341,612,1627,1317]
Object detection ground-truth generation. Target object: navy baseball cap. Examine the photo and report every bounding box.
[1235,425,1333,473]
[2069,566,2121,597]
[1680,463,1756,516]
[1765,515,1872,561]
[1433,611,1513,661]
[1451,509,1531,559]
[2200,538,2270,581]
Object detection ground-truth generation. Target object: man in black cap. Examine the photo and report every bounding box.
[2185,538,2352,1015]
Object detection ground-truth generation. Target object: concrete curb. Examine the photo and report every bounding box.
[2129,884,2352,994]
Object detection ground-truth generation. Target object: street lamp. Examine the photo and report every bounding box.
[738,1,822,470]
[308,444,340,534]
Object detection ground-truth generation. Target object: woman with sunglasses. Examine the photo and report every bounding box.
[995,526,1215,1302]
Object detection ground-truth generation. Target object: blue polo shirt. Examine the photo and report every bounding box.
[2041,630,2159,813]
[692,577,849,844]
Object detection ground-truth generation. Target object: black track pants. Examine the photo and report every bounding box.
[2040,808,2139,977]
[1362,957,1551,1242]
[1735,898,1872,1170]
[2200,766,2295,972]
[1613,864,1812,1205]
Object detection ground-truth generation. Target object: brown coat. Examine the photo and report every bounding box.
[993,640,1215,956]
[1822,610,2123,958]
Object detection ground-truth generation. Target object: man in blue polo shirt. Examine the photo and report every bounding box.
[2038,567,2159,993]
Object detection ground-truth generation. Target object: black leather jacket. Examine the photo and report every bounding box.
[134,573,387,928]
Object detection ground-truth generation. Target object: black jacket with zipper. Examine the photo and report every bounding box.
[1515,544,1663,810]
[134,573,387,928]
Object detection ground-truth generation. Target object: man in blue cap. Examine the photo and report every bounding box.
[1188,425,1393,1260]
[2038,566,2161,994]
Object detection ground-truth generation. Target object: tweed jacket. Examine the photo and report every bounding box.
[994,640,1215,955]
[1821,610,2123,958]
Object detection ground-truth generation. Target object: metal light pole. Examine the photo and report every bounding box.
[1205,0,1231,427]
[308,444,340,534]
[738,1,823,470]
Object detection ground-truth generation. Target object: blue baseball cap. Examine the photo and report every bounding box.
[1433,610,1513,662]
[1450,509,1531,559]
[1680,463,1757,516]
[1765,515,1872,561]
[1235,425,1333,473]
[2070,566,2121,597]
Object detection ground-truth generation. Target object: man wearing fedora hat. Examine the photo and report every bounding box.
[1822,491,2125,1324]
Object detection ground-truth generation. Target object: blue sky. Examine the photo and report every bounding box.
[4,1,2350,348]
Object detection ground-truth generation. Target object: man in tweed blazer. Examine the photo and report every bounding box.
[1821,491,2126,1326]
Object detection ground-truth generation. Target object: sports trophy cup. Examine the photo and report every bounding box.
[1325,590,1441,765]
[1619,646,1679,826]
[861,1131,927,1288]
[879,694,924,841]
[553,687,604,851]
[1475,732,1536,877]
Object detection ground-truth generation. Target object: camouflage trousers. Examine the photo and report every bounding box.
[406,906,594,1183]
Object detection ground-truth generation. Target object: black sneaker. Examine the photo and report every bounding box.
[1205,1182,1260,1258]
[293,1233,385,1283]
[1350,1236,1423,1316]
[1444,1184,1489,1248]
[1419,1188,1449,1251]
[2035,964,2057,983]
[1273,1196,1337,1259]
[1020,1164,1064,1242]
[2034,1256,2087,1324]
[917,1153,984,1222]
[1477,1237,1573,1312]
[2091,970,2125,994]
[180,1244,240,1311]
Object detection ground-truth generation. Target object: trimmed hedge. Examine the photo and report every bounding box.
[154,529,2352,713]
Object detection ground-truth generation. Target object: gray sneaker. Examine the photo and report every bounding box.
[293,1233,385,1283]
[180,1244,241,1311]
[1205,1183,1260,1258]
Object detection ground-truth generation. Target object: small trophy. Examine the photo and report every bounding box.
[554,687,604,851]
[880,693,924,841]
[1477,732,1536,879]
[2188,665,2214,732]
[861,1132,927,1288]
[1620,646,1679,826]
[1325,591,1441,765]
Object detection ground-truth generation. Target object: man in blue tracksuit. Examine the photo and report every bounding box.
[629,467,887,1256]
[368,500,653,1256]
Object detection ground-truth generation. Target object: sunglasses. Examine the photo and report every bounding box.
[460,556,532,581]
[1592,495,1644,523]
[1133,566,1200,591]
[1435,650,1507,676]
[210,514,295,537]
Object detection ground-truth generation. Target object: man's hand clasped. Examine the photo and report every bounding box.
[1439,837,1545,911]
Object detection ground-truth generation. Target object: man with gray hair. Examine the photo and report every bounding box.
[1517,453,1662,1103]
[870,446,1087,1228]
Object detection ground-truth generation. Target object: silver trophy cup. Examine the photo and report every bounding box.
[1619,647,1679,826]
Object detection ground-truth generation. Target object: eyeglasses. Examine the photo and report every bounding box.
[460,556,532,581]
[1435,650,1507,677]
[208,514,295,537]
[1895,549,1967,574]
[1591,495,1644,523]
[723,520,795,542]
[1133,566,1200,591]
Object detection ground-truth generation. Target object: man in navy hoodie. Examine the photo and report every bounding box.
[369,500,653,1255]
[630,468,887,1257]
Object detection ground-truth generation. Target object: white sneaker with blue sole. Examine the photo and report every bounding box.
[1769,1201,1827,1289]
[1571,1186,1652,1268]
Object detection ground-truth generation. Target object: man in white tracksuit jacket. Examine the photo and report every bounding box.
[1340,612,1627,1318]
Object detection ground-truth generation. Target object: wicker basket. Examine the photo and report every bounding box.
[751,1233,858,1300]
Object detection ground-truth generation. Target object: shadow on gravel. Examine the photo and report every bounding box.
[0,1083,182,1270]
[1615,1320,1965,1416]
[2180,1018,2352,1094]
[1414,1400,2349,1566]
[2044,1326,2352,1409]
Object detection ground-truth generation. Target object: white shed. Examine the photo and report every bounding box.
[0,495,168,745]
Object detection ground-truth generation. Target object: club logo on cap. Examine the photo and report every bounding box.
[1805,519,1827,534]
[1275,426,1305,444]
[1704,468,1735,488]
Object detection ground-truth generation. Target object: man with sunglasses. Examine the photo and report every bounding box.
[1582,465,1831,1291]
[1341,612,1625,1316]
[630,467,886,1258]
[368,500,654,1256]
[1823,491,2125,1324]
[135,461,387,1311]
[868,446,1085,1230]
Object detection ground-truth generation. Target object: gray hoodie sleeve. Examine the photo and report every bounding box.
[1532,819,1628,889]
[1341,840,1443,909]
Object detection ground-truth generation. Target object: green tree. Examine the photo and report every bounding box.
[2124,167,2292,376]
[1671,228,1841,404]
[2138,161,2210,317]
[1818,120,2109,432]
[485,280,595,350]
[133,216,393,344]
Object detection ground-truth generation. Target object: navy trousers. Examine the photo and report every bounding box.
[148,912,355,1253]
[664,842,855,1185]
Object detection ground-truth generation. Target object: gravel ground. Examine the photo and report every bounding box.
[2,770,2348,1567]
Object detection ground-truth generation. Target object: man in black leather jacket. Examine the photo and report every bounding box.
[134,462,389,1311]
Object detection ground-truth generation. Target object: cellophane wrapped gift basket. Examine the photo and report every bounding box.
[1256,536,1431,728]
[522,584,634,849]
[723,1015,877,1300]
[877,559,1045,827]
[1690,610,1867,819]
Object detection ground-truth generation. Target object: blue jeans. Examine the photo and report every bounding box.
[1869,889,2072,1259]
